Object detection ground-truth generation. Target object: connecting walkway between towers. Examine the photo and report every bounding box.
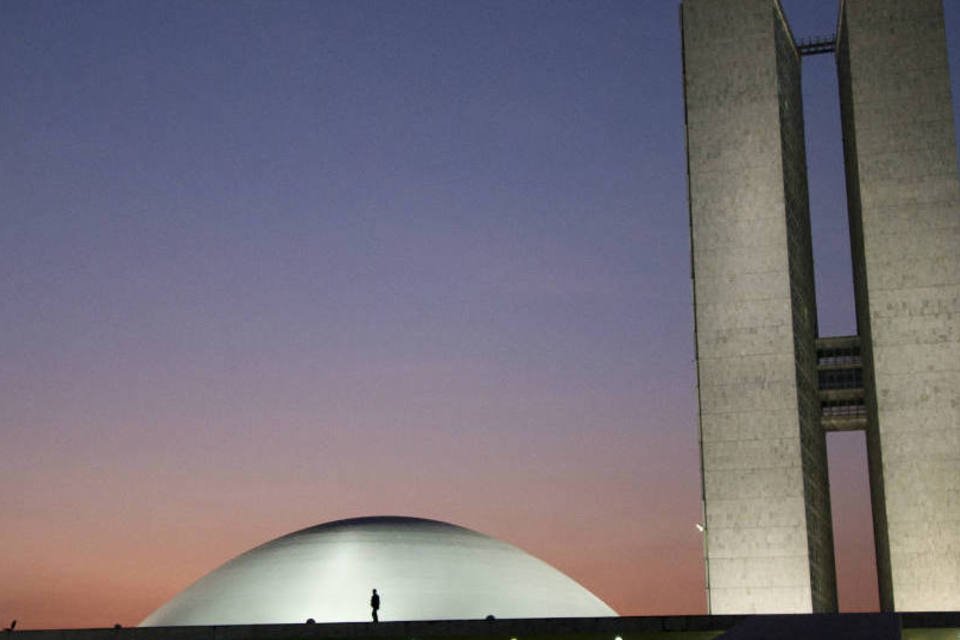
[797,35,836,56]
[817,335,866,432]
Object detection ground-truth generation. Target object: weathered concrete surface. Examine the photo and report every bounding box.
[681,0,834,614]
[837,0,960,612]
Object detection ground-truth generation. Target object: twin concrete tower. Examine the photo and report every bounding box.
[682,0,960,614]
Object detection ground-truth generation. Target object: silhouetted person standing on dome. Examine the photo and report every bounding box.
[370,589,380,622]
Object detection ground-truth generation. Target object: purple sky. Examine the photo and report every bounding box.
[1,0,958,629]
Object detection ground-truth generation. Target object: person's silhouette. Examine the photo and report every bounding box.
[370,589,380,622]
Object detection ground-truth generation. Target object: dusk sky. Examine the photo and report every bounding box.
[2,0,959,630]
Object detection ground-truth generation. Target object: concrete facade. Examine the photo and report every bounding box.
[683,0,960,614]
[837,0,960,611]
[681,0,836,614]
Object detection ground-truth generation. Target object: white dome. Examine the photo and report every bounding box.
[141,516,616,625]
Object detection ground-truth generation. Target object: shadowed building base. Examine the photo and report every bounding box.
[8,613,959,640]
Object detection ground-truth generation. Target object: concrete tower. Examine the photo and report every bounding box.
[682,0,960,614]
[681,0,835,614]
[837,0,960,612]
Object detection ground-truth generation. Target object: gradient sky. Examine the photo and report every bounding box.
[2,0,958,630]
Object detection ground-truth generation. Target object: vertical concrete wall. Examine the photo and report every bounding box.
[837,0,960,612]
[682,0,835,614]
[773,10,836,613]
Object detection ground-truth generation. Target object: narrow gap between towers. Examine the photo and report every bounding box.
[798,28,878,612]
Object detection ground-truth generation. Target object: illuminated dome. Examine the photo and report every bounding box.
[141,516,616,625]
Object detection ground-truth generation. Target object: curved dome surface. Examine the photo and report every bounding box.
[141,516,616,626]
